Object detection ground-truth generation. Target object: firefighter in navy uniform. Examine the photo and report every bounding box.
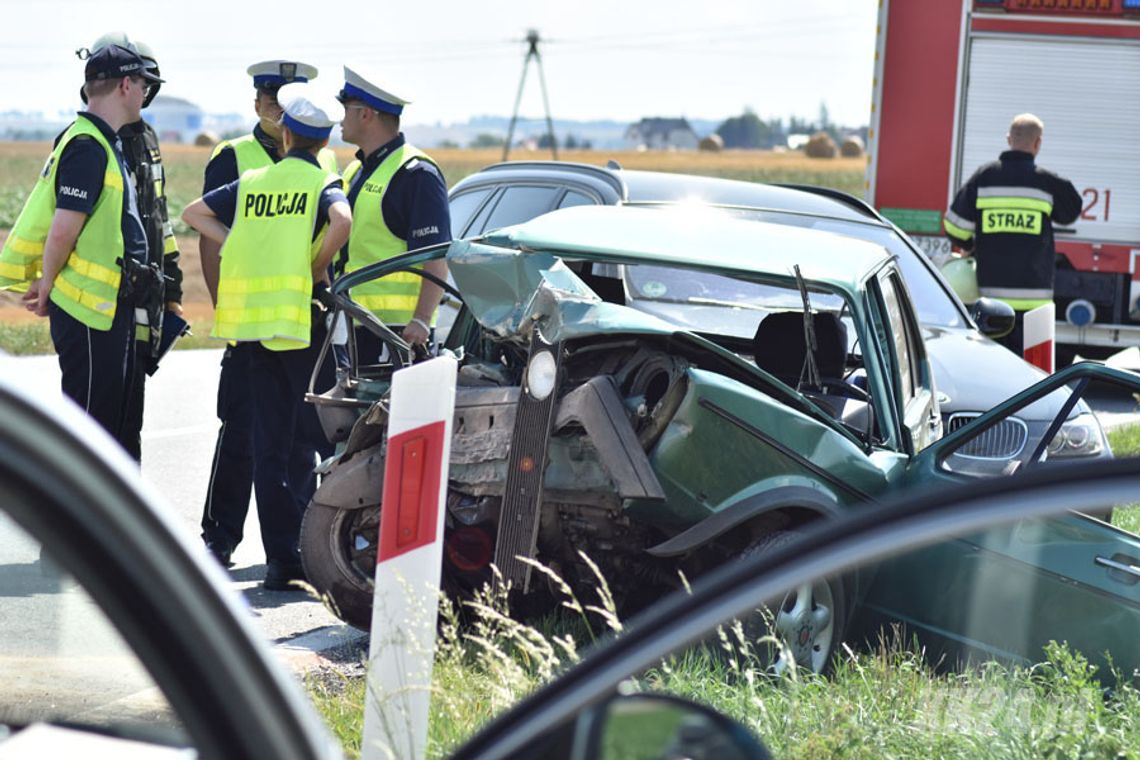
[0,44,161,454]
[336,67,450,361]
[182,90,351,590]
[198,61,339,568]
[944,113,1082,355]
[81,34,184,461]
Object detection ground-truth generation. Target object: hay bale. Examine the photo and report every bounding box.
[804,131,837,158]
[840,135,865,157]
[698,134,724,152]
[194,131,219,148]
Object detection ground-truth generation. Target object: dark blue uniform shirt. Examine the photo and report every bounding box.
[55,111,147,263]
[342,133,450,272]
[202,150,346,240]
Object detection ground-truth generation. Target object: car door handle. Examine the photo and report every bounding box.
[1095,554,1140,585]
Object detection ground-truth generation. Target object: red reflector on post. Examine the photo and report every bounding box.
[396,436,427,548]
[378,420,447,562]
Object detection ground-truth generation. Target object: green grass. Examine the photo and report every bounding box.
[1108,425,1140,533]
[0,318,217,356]
[0,188,29,230]
[1109,424,1140,457]
[0,320,53,355]
[308,575,1140,760]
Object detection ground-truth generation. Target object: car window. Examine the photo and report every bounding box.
[558,190,596,209]
[691,207,965,329]
[0,508,188,747]
[482,186,562,233]
[448,188,493,238]
[624,264,846,340]
[879,273,917,402]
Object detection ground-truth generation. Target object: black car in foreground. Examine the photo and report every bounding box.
[447,162,1111,464]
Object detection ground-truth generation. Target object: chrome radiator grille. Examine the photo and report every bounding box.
[945,413,1028,459]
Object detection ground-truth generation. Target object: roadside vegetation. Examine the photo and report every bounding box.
[310,427,1140,757]
[309,546,1140,759]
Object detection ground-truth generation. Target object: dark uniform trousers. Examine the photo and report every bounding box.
[49,298,136,453]
[120,322,149,462]
[202,306,335,560]
[246,306,335,562]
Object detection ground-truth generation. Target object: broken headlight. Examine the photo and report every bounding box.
[526,349,558,401]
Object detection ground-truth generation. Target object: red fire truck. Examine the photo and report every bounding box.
[866,0,1140,365]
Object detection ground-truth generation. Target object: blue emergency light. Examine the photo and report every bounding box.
[1124,0,1140,9]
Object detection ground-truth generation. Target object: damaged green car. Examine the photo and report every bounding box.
[303,205,1140,675]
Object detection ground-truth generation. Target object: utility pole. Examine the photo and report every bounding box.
[503,29,558,162]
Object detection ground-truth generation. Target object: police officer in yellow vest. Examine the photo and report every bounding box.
[183,89,351,590]
[0,44,160,453]
[80,33,184,462]
[336,67,450,361]
[198,60,338,570]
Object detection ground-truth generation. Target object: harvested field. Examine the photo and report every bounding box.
[0,141,865,332]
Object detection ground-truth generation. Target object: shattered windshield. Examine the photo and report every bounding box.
[629,203,965,329]
[625,263,847,339]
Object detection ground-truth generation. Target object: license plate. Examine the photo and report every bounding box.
[910,235,952,258]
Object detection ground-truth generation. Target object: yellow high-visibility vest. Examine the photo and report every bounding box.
[212,157,340,350]
[0,115,125,330]
[342,144,436,323]
[215,132,338,175]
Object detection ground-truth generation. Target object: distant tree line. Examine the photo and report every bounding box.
[460,132,593,150]
[442,102,863,152]
[715,103,862,150]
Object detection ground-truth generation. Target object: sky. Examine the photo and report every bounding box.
[0,0,878,127]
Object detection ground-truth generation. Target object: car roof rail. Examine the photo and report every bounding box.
[774,183,887,223]
[472,160,628,200]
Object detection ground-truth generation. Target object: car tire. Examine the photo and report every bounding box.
[740,529,848,676]
[300,502,379,631]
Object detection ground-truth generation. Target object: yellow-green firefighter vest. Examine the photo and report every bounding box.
[0,116,125,330]
[342,144,435,323]
[212,157,339,351]
[214,133,338,175]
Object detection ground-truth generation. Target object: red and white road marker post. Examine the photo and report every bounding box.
[1022,303,1056,374]
[362,355,456,760]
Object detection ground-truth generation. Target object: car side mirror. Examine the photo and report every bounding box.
[591,693,772,760]
[971,297,1016,339]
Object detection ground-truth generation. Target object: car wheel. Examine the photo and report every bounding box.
[741,530,847,675]
[300,502,379,631]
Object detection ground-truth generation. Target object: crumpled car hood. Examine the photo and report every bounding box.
[448,239,683,343]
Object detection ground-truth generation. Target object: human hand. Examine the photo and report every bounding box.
[22,278,52,317]
[401,318,430,347]
[166,301,184,317]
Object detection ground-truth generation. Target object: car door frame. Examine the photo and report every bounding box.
[908,362,1140,485]
[449,455,1140,760]
[863,261,939,456]
[0,377,339,760]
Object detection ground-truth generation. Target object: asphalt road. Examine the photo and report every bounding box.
[8,348,364,653]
